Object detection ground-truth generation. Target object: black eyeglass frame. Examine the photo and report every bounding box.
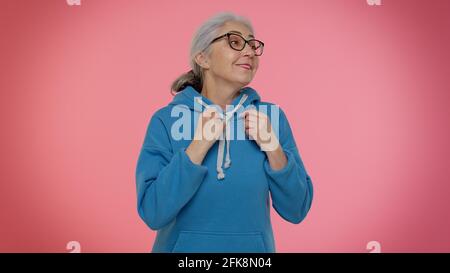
[208,32,265,56]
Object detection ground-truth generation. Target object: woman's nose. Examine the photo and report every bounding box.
[242,43,256,57]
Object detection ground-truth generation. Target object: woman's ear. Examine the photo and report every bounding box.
[194,52,210,69]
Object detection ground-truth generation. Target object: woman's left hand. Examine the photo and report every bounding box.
[240,108,288,170]
[240,109,280,152]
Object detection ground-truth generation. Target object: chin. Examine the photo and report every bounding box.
[241,79,253,87]
[233,75,253,86]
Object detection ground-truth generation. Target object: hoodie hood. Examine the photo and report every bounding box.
[169,85,261,180]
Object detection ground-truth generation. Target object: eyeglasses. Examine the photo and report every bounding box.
[209,32,265,56]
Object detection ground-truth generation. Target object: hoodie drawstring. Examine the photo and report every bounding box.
[195,94,248,180]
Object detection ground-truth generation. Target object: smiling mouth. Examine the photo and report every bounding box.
[236,64,252,70]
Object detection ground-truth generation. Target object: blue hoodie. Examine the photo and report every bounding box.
[135,85,313,253]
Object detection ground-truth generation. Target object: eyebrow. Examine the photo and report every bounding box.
[229,30,255,39]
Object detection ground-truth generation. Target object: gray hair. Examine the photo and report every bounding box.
[170,12,254,94]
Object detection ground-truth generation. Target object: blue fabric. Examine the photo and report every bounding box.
[135,85,313,253]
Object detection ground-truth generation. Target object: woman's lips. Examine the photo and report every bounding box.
[236,64,252,70]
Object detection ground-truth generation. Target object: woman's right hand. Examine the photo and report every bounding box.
[186,107,225,165]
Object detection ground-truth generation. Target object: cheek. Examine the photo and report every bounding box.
[212,53,237,73]
[221,48,241,66]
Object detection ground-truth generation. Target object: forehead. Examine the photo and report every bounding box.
[220,21,254,38]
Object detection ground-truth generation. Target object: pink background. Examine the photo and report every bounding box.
[0,0,449,253]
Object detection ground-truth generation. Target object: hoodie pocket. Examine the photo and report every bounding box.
[171,230,267,253]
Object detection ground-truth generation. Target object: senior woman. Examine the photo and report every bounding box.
[136,12,313,253]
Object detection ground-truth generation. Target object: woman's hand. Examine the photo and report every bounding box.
[241,109,280,152]
[241,109,288,170]
[186,107,225,165]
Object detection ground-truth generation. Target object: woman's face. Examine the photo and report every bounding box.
[203,21,260,88]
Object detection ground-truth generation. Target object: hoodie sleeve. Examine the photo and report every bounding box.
[135,111,208,230]
[263,108,314,224]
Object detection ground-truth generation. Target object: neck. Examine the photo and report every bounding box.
[200,75,241,110]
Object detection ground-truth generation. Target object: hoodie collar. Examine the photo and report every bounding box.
[169,85,261,111]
